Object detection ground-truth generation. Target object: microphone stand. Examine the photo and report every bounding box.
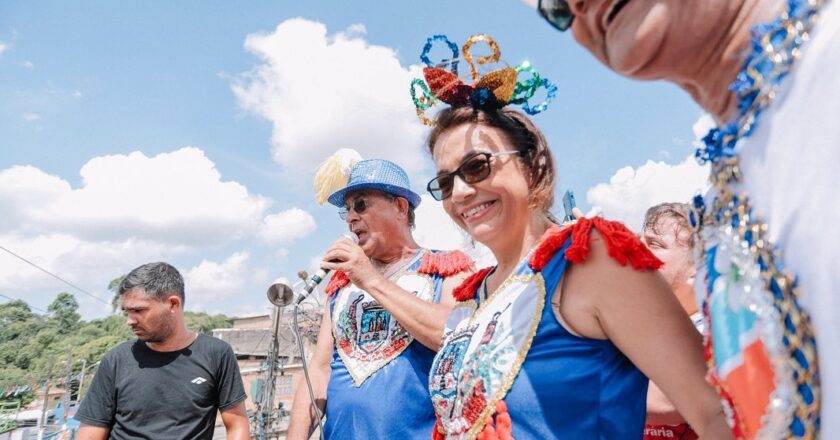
[292,298,326,440]
[288,233,355,439]
[257,305,282,440]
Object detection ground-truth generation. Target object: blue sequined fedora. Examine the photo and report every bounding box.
[327,159,422,208]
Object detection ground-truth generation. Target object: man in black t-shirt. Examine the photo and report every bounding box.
[75,262,249,440]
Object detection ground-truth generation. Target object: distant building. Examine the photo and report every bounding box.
[213,305,322,437]
[30,387,64,414]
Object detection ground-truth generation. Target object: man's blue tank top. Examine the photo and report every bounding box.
[433,238,648,439]
[324,250,448,439]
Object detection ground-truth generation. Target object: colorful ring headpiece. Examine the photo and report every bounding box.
[410,34,557,126]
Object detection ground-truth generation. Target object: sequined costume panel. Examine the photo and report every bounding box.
[732,1,840,435]
[693,1,838,437]
[323,250,452,440]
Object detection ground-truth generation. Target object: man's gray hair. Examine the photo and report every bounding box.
[119,262,185,303]
[381,193,416,229]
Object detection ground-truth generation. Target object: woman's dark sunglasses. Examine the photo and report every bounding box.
[339,198,368,220]
[538,0,575,32]
[427,151,520,201]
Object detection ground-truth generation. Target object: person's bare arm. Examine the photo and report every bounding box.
[322,241,470,350]
[646,381,687,425]
[220,402,250,440]
[76,425,110,440]
[287,301,334,440]
[560,230,730,439]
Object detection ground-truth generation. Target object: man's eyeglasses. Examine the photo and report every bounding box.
[538,0,575,32]
[427,151,520,201]
[339,198,368,220]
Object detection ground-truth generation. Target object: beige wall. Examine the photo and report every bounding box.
[230,315,272,330]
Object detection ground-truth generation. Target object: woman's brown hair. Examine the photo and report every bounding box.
[426,106,557,216]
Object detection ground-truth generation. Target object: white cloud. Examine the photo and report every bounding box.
[0,41,7,56]
[22,113,40,122]
[0,165,70,232]
[19,60,34,70]
[0,147,326,319]
[585,114,714,232]
[0,233,95,294]
[344,23,366,37]
[520,0,538,10]
[257,207,317,244]
[232,19,427,177]
[183,251,251,305]
[0,147,269,246]
[182,251,276,314]
[691,113,717,150]
[586,156,709,232]
[0,232,179,311]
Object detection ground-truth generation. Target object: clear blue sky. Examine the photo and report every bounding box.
[0,1,706,319]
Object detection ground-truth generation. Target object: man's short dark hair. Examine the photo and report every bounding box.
[643,202,694,248]
[119,262,185,304]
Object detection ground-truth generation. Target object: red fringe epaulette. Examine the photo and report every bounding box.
[478,400,514,440]
[453,267,493,302]
[418,250,475,276]
[528,217,663,272]
[325,271,350,297]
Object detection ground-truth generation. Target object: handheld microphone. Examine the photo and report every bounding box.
[299,231,359,302]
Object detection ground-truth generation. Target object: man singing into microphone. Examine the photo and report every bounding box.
[287,159,473,439]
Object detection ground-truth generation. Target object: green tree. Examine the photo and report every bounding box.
[72,315,133,364]
[0,300,44,371]
[47,292,81,335]
[184,312,232,334]
[108,274,126,314]
[0,300,45,406]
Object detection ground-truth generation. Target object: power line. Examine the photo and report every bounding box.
[0,293,49,313]
[0,245,111,305]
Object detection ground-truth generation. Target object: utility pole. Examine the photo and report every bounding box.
[61,349,73,423]
[77,358,87,396]
[38,360,54,430]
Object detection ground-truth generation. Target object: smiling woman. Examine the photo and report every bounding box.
[424,104,732,440]
[410,32,731,439]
